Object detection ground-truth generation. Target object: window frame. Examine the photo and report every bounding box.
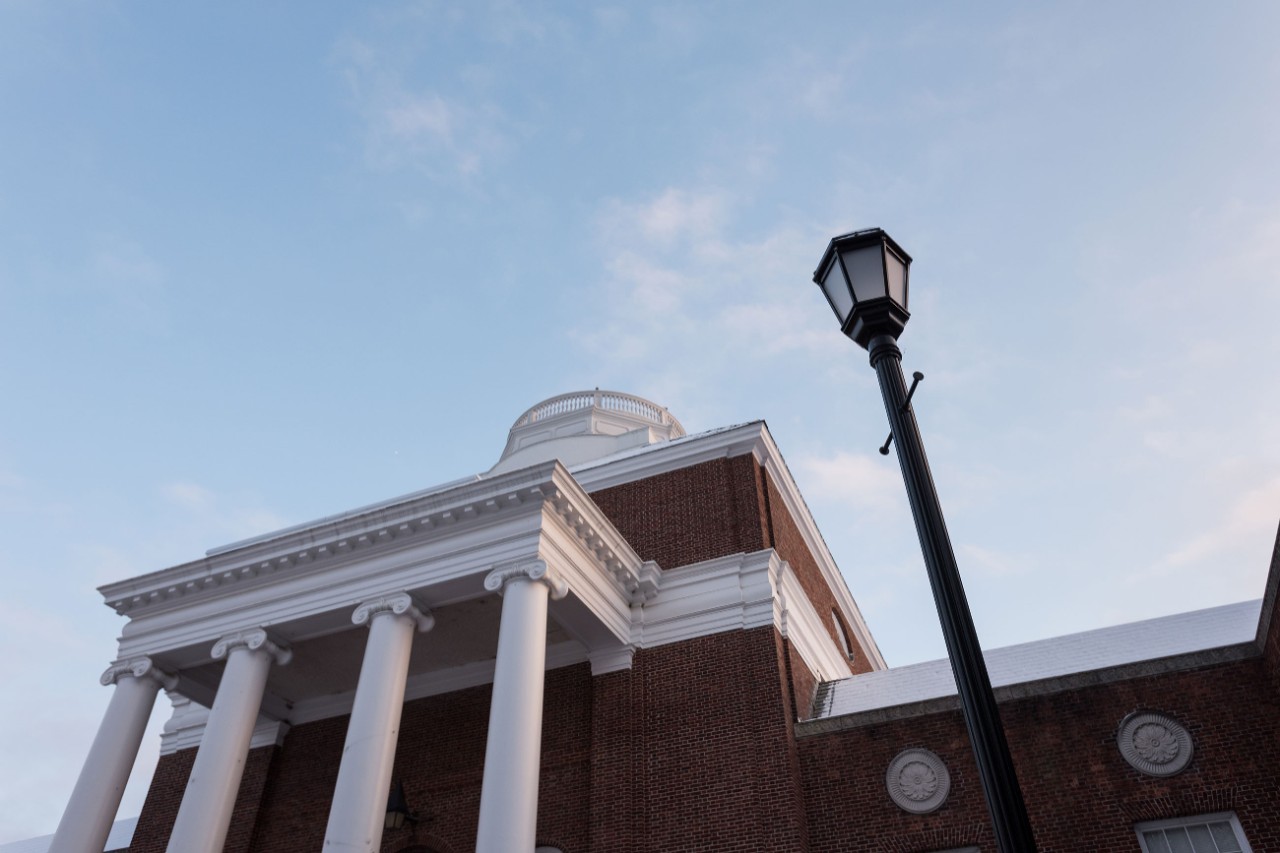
[1135,812,1252,853]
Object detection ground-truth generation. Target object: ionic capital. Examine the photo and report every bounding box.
[352,592,434,632]
[211,628,292,666]
[99,656,177,690]
[483,560,568,600]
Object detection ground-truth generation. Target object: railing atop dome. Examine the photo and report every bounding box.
[511,389,684,434]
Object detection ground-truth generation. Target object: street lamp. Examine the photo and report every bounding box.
[813,228,1038,853]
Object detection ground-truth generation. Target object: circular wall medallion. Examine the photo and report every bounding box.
[886,748,951,814]
[1117,711,1194,777]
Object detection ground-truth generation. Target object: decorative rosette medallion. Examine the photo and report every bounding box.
[1117,711,1194,777]
[885,748,951,814]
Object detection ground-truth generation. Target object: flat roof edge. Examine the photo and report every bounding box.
[796,640,1259,737]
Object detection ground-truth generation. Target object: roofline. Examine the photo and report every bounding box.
[570,420,888,670]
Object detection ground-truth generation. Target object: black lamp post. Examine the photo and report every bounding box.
[813,228,1038,853]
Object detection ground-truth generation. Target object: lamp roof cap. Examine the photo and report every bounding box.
[812,227,912,283]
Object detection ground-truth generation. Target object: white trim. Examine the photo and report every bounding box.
[1135,811,1252,853]
[632,550,852,682]
[571,421,886,670]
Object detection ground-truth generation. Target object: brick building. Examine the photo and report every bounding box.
[48,391,1280,853]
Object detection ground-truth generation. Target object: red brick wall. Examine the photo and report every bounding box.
[127,667,593,853]
[799,658,1280,852]
[784,638,820,721]
[590,451,870,687]
[128,745,276,853]
[635,626,809,852]
[127,629,811,853]
[589,455,769,568]
[763,470,872,677]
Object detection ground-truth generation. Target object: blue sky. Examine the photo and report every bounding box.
[3,1,1279,842]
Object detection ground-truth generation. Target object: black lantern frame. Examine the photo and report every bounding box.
[812,227,912,348]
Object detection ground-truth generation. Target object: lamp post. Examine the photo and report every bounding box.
[812,228,1038,853]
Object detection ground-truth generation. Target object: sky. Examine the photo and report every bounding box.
[2,0,1279,843]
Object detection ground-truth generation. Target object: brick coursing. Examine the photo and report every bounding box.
[126,630,810,853]
[800,657,1280,852]
[128,744,276,853]
[589,455,769,570]
[121,444,1280,853]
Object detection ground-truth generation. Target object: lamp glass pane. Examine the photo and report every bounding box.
[885,249,908,309]
[840,244,887,304]
[821,260,854,323]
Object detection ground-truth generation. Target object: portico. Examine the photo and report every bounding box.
[56,459,657,853]
[50,392,874,853]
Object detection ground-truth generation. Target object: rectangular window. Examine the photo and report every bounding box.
[1136,813,1252,853]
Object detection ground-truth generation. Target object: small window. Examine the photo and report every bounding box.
[831,609,854,659]
[1136,812,1252,853]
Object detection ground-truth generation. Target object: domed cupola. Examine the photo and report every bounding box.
[488,389,685,475]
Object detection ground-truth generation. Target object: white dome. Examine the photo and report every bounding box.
[489,390,685,475]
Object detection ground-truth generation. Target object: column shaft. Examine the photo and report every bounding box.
[165,645,273,853]
[475,577,552,853]
[323,610,418,852]
[49,673,163,853]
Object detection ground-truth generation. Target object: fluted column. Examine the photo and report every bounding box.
[475,561,567,853]
[49,657,176,853]
[165,629,290,853]
[323,593,434,852]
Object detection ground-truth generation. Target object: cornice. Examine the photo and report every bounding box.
[99,463,566,616]
[631,549,852,684]
[100,461,651,625]
[573,421,885,670]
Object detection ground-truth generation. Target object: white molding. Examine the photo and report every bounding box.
[100,656,177,691]
[632,549,853,683]
[775,561,856,683]
[572,422,886,670]
[160,694,290,755]
[353,592,434,633]
[106,463,648,666]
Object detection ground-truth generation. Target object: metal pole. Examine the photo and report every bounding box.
[867,334,1038,853]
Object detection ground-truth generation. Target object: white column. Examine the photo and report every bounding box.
[323,593,434,853]
[49,657,176,853]
[165,629,290,853]
[475,561,567,853]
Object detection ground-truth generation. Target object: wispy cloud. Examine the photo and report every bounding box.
[337,37,509,181]
[159,481,290,545]
[571,185,857,413]
[793,451,906,519]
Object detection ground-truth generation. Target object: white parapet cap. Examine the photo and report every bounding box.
[809,599,1262,724]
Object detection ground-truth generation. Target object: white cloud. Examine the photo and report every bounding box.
[156,482,290,556]
[957,542,1030,577]
[337,38,507,181]
[793,451,905,518]
[161,481,214,512]
[1160,475,1280,571]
